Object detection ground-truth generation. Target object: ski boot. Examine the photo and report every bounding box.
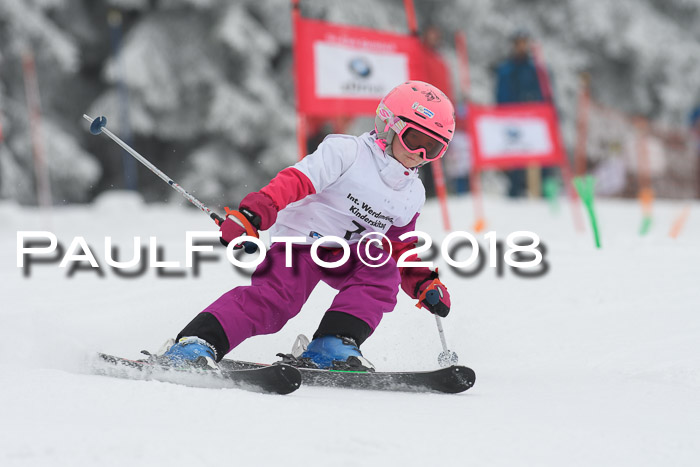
[297,335,375,371]
[157,336,218,369]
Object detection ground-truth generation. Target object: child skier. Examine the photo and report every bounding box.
[162,81,455,370]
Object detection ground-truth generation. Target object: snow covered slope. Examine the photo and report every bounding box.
[1,193,699,466]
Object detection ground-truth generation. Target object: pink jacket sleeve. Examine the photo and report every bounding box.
[239,167,316,230]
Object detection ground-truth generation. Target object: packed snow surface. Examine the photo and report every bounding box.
[2,193,699,466]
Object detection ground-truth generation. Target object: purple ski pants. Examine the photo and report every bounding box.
[202,242,401,353]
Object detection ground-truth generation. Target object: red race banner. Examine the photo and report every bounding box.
[291,2,455,231]
[467,103,564,169]
[294,16,427,116]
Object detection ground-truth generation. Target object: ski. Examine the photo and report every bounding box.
[93,353,302,395]
[218,358,476,394]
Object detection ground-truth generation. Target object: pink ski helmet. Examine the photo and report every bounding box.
[375,80,455,161]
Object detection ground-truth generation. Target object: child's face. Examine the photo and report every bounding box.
[391,136,424,168]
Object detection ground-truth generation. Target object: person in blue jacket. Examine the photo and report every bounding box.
[495,30,551,197]
[690,105,700,198]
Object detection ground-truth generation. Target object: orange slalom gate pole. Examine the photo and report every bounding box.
[403,0,419,36]
[431,158,452,231]
[533,42,584,231]
[574,73,591,176]
[560,159,585,232]
[635,118,654,235]
[455,32,485,232]
[470,167,486,233]
[22,49,52,208]
[291,0,308,160]
[455,32,470,97]
[669,206,691,239]
[405,0,451,231]
[296,113,308,161]
[532,43,552,103]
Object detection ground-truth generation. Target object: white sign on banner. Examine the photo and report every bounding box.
[476,116,552,158]
[314,42,408,99]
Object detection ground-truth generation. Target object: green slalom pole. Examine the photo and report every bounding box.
[573,175,601,248]
[638,188,654,236]
[543,176,561,214]
[639,215,652,236]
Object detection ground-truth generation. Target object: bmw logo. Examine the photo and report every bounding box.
[505,126,521,142]
[349,57,372,78]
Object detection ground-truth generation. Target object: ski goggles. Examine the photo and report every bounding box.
[377,105,448,161]
[396,123,448,161]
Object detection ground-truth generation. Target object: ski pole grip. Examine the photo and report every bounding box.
[211,212,224,226]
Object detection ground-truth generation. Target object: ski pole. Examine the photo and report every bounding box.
[434,315,459,368]
[83,114,224,225]
[83,114,258,253]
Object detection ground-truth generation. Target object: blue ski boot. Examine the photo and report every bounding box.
[300,335,375,371]
[161,336,218,369]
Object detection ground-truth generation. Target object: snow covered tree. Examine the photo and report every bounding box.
[0,0,102,204]
[2,0,700,205]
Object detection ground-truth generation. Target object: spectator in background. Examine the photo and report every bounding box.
[494,29,551,197]
[690,105,700,198]
[444,102,471,194]
[591,140,627,197]
[422,23,441,51]
[444,129,471,194]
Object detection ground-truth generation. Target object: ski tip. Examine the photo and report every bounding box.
[443,365,476,394]
[271,364,303,395]
[89,115,107,135]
